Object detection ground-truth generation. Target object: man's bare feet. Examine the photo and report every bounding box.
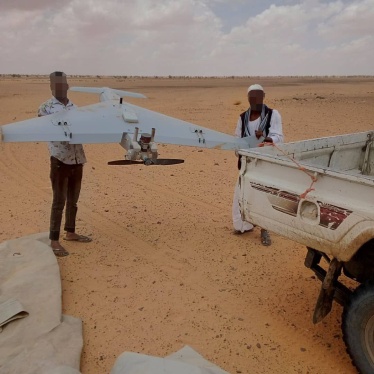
[50,240,69,257]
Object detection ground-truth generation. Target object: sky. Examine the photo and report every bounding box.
[0,0,373,76]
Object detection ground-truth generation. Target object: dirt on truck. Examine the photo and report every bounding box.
[238,130,374,374]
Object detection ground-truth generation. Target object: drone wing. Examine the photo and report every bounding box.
[1,100,261,150]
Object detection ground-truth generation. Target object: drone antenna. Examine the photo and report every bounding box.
[133,127,139,141]
[151,128,155,142]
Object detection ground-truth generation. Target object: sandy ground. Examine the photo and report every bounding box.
[1,75,374,373]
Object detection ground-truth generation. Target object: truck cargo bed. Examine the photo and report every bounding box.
[238,131,374,261]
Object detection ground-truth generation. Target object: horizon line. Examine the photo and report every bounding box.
[1,74,374,79]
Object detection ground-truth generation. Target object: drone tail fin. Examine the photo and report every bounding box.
[69,87,146,102]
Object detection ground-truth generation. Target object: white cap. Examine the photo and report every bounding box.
[247,84,264,93]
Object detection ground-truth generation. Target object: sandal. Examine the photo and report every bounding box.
[260,229,272,246]
[63,235,92,243]
[52,247,69,257]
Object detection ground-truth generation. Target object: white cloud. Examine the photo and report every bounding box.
[208,0,374,75]
[0,0,373,75]
[0,0,71,11]
[317,0,374,41]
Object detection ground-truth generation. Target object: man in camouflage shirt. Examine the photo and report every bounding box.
[38,71,91,256]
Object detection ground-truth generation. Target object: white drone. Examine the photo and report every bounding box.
[0,87,262,165]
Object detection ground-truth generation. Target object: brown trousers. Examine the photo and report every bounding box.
[49,156,83,241]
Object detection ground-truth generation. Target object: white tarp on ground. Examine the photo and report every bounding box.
[0,233,228,374]
[0,233,83,374]
[111,345,230,374]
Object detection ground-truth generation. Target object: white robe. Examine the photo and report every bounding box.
[232,109,283,232]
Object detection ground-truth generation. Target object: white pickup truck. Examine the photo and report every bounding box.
[238,130,374,374]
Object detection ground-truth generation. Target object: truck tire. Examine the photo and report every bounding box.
[342,281,374,374]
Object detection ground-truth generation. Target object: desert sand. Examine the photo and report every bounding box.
[1,75,374,373]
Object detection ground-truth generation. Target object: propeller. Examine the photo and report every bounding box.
[107,159,185,166]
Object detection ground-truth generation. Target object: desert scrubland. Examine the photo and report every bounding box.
[1,75,374,373]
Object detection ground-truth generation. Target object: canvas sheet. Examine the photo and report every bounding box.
[111,345,229,374]
[0,233,83,374]
[0,233,227,374]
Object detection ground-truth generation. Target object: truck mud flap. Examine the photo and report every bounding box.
[304,248,352,323]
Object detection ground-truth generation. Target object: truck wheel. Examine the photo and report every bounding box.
[342,281,374,374]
